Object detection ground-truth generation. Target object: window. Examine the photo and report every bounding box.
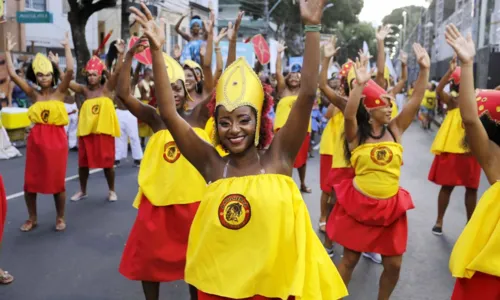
[170,25,179,54]
[25,0,46,10]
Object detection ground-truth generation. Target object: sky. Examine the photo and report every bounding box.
[358,0,430,26]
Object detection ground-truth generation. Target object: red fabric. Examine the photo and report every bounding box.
[428,153,481,189]
[326,179,415,256]
[326,167,355,191]
[0,175,7,243]
[320,155,333,193]
[452,272,500,300]
[119,195,200,282]
[78,134,115,169]
[198,291,295,300]
[293,133,310,168]
[24,124,68,194]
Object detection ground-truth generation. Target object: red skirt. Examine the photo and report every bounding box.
[198,291,295,300]
[78,134,115,169]
[320,155,333,193]
[24,124,68,194]
[293,133,310,168]
[326,180,415,256]
[452,272,500,300]
[0,175,6,243]
[326,167,355,192]
[428,153,481,189]
[119,195,200,282]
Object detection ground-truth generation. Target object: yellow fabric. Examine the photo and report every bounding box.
[331,113,350,168]
[449,182,500,279]
[274,96,312,133]
[184,59,202,73]
[28,100,68,126]
[408,88,414,97]
[77,97,120,137]
[132,128,209,208]
[319,117,335,155]
[391,99,398,119]
[351,142,403,199]
[1,108,31,129]
[138,100,154,138]
[430,108,468,154]
[32,53,53,75]
[204,117,228,156]
[185,174,348,300]
[420,90,437,110]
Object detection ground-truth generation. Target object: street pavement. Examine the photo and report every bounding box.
[0,122,489,300]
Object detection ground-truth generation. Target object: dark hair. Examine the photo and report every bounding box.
[464,114,500,148]
[192,15,201,21]
[106,40,119,70]
[450,83,459,94]
[340,77,350,97]
[26,61,60,87]
[85,72,107,86]
[15,69,23,76]
[343,101,372,163]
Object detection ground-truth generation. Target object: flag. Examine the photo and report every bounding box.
[385,50,398,82]
[363,41,370,57]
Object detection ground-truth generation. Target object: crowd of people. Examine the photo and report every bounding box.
[0,1,499,299]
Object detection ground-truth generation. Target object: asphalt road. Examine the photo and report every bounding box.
[0,122,489,300]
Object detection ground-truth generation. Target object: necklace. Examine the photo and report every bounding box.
[368,125,387,139]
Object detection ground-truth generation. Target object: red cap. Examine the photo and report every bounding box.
[362,80,392,110]
[339,60,354,80]
[476,89,500,122]
[449,67,461,85]
[85,56,106,76]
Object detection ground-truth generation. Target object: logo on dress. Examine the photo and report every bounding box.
[370,145,393,166]
[91,104,100,115]
[163,141,181,163]
[218,194,251,230]
[40,110,50,123]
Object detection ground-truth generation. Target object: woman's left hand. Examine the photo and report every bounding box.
[299,0,326,25]
[129,3,166,51]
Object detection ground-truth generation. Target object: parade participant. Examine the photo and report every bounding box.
[327,44,429,299]
[0,109,22,160]
[429,55,480,236]
[5,32,74,232]
[419,83,437,130]
[274,41,313,193]
[444,24,500,300]
[119,15,215,299]
[0,174,13,284]
[176,13,204,64]
[130,1,348,299]
[68,42,123,202]
[64,90,78,151]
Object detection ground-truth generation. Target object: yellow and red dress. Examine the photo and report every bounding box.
[428,108,481,189]
[77,97,120,168]
[326,113,355,192]
[24,100,69,194]
[327,142,415,255]
[449,181,500,299]
[186,174,348,300]
[274,96,312,168]
[0,174,6,243]
[318,110,336,193]
[119,128,208,282]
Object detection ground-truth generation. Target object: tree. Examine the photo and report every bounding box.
[67,0,118,81]
[381,6,425,52]
[333,22,377,64]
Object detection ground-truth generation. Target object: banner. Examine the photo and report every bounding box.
[289,56,303,71]
[212,41,255,71]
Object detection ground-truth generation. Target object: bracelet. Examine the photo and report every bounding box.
[304,24,322,32]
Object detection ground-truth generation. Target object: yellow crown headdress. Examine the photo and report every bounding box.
[215,57,264,146]
[183,59,204,81]
[32,53,53,75]
[162,53,193,102]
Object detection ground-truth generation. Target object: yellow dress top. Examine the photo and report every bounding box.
[28,100,69,126]
[185,174,348,300]
[430,108,468,154]
[449,182,500,279]
[331,113,350,168]
[133,128,209,208]
[319,114,336,155]
[391,99,398,119]
[274,96,312,133]
[351,142,403,199]
[420,90,437,110]
[205,117,228,157]
[77,96,120,137]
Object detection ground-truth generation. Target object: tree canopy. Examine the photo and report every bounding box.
[333,21,377,64]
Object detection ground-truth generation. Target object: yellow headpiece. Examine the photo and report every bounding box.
[32,53,53,75]
[183,59,204,80]
[162,53,193,102]
[347,67,356,91]
[215,57,264,146]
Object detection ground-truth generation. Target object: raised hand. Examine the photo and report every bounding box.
[354,51,371,85]
[449,53,457,72]
[227,11,244,42]
[48,51,59,65]
[114,39,126,54]
[60,32,70,48]
[129,3,165,51]
[204,9,215,35]
[200,44,207,57]
[5,32,17,52]
[215,28,227,45]
[445,24,475,65]
[398,50,408,65]
[299,0,326,25]
[376,25,392,42]
[323,35,340,58]
[277,41,287,54]
[413,43,430,69]
[129,36,149,55]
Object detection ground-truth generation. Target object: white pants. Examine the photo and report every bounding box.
[115,109,143,161]
[64,103,78,148]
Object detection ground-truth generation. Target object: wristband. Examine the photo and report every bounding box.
[304,24,322,32]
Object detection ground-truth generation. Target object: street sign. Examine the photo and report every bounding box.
[16,11,53,23]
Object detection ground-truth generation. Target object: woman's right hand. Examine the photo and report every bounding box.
[215,28,228,45]
[227,11,244,42]
[445,24,475,65]
[48,51,59,65]
[129,36,149,56]
[376,25,391,42]
[354,51,371,85]
[277,41,287,54]
[5,33,16,52]
[449,54,457,72]
[323,36,339,58]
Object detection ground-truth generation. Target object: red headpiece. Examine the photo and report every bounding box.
[85,56,106,76]
[476,89,500,123]
[361,80,393,110]
[449,67,461,85]
[339,60,354,80]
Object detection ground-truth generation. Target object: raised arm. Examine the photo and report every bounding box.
[375,25,391,88]
[436,55,456,104]
[214,28,227,81]
[392,43,430,133]
[226,11,244,68]
[275,41,287,94]
[175,13,192,42]
[319,36,346,111]
[4,33,36,99]
[105,39,125,91]
[201,11,215,94]
[389,50,408,97]
[57,32,74,94]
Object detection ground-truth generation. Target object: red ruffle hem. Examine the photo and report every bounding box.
[428,153,481,189]
[0,175,7,243]
[451,272,500,300]
[293,133,310,169]
[24,124,68,194]
[319,155,333,193]
[78,134,115,169]
[326,167,355,193]
[326,179,415,256]
[119,195,200,282]
[198,291,295,300]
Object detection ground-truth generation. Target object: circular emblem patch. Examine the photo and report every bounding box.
[218,194,251,230]
[91,104,100,115]
[370,145,393,166]
[40,110,50,123]
[163,141,181,163]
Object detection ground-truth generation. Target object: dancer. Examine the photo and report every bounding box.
[176,12,204,64]
[419,83,437,130]
[327,44,429,299]
[68,44,123,202]
[119,14,214,299]
[429,55,480,236]
[0,174,13,284]
[0,112,22,160]
[130,1,347,299]
[445,24,500,300]
[5,32,73,231]
[64,91,78,151]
